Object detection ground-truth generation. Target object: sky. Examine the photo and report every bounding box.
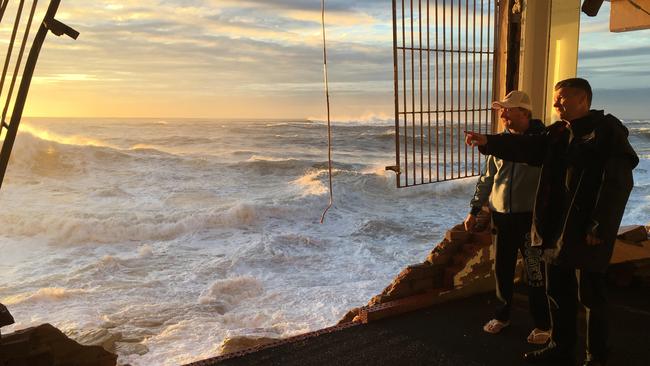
[2,0,650,119]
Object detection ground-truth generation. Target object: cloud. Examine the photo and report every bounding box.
[6,0,648,119]
[591,88,650,119]
[580,46,650,60]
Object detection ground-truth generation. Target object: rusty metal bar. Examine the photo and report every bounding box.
[390,0,498,187]
[435,0,439,181]
[419,0,424,184]
[0,1,25,102]
[398,107,491,114]
[396,0,409,186]
[0,0,10,23]
[464,0,469,177]
[442,0,447,180]
[490,0,499,136]
[2,0,38,125]
[397,46,492,54]
[392,0,401,185]
[457,0,462,178]
[450,0,454,180]
[411,0,416,185]
[427,0,431,183]
[471,0,476,174]
[478,0,484,174]
[485,0,492,135]
[0,0,79,189]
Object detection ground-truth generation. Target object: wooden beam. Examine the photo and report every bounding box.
[610,0,650,32]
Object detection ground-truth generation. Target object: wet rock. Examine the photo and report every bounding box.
[0,323,117,366]
[73,328,123,353]
[219,335,279,355]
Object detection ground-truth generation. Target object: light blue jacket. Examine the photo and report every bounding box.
[469,119,544,216]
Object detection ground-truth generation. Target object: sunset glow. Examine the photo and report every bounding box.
[4,1,648,119]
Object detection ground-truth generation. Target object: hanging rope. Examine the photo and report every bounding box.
[319,0,334,224]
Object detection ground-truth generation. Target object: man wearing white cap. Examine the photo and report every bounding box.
[465,78,639,365]
[465,90,551,344]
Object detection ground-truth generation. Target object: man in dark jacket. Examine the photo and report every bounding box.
[465,78,638,366]
[465,91,550,344]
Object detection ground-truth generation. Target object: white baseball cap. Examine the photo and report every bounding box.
[492,90,532,111]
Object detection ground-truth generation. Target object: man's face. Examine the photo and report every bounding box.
[499,107,528,133]
[553,87,589,122]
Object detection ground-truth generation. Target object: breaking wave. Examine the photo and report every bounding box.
[0,202,294,244]
[198,276,264,312]
[2,287,91,305]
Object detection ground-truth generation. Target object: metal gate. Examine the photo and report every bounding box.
[389,0,500,187]
[0,0,78,190]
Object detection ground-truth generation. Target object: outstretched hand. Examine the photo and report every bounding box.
[464,214,476,232]
[464,131,487,147]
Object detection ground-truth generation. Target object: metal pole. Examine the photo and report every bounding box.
[0,0,77,189]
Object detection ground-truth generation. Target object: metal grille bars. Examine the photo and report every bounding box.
[0,0,78,190]
[388,0,499,188]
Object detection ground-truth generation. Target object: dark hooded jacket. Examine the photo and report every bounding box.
[479,110,638,272]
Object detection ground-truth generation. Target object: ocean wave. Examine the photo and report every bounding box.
[232,157,321,176]
[353,219,408,237]
[0,202,290,244]
[307,113,394,126]
[291,170,330,196]
[197,276,264,312]
[8,129,212,180]
[2,287,91,305]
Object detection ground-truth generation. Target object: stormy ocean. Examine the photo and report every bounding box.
[1,117,649,365]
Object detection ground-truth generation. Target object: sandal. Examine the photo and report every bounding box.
[483,319,510,334]
[527,328,551,344]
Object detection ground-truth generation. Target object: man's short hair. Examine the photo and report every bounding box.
[520,107,532,119]
[554,77,592,107]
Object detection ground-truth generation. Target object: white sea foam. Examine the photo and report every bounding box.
[198,276,264,311]
[0,202,278,244]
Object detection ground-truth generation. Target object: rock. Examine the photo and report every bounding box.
[0,323,117,366]
[73,328,122,353]
[219,335,279,355]
[0,303,14,328]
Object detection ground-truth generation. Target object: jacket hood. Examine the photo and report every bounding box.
[595,109,630,137]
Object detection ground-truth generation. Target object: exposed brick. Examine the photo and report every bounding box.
[435,239,455,252]
[443,265,464,289]
[462,243,481,256]
[617,225,648,243]
[385,282,413,299]
[361,289,444,323]
[452,252,473,267]
[367,295,385,307]
[403,263,438,280]
[411,278,436,293]
[426,252,449,265]
[445,229,471,244]
[471,231,493,247]
[337,308,360,325]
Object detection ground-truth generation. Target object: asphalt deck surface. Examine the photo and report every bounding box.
[205,284,650,366]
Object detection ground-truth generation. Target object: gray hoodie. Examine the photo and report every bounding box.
[469,119,545,216]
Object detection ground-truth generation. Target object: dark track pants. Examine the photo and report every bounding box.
[492,212,550,330]
[547,263,609,361]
